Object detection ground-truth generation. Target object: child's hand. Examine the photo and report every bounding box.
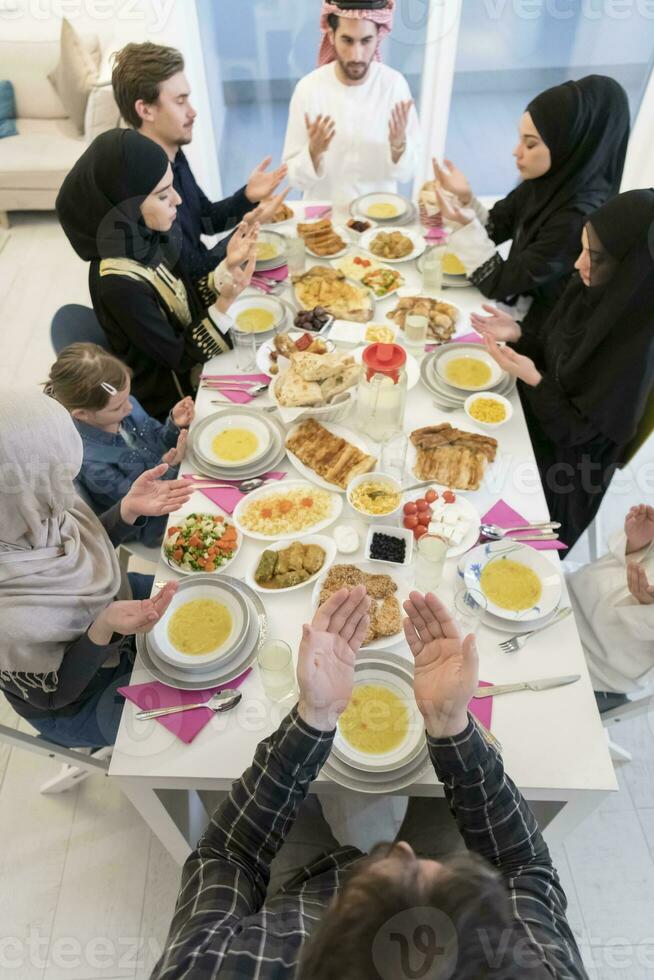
[172,397,194,429]
[162,429,188,468]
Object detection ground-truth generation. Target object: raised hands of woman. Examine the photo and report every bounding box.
[434,185,471,227]
[433,158,472,206]
[162,428,188,468]
[88,581,178,646]
[625,504,654,555]
[484,336,542,387]
[120,463,193,524]
[470,304,522,344]
[225,219,260,274]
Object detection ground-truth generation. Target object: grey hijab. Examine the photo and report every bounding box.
[0,391,122,686]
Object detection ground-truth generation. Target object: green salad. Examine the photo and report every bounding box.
[163,514,239,572]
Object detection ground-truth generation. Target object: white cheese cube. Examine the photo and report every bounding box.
[431,499,445,518]
[450,526,466,545]
[443,507,459,526]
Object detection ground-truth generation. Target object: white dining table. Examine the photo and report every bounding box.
[109,209,617,866]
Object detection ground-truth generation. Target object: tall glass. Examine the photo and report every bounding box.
[230,328,257,372]
[414,534,449,592]
[286,236,306,276]
[454,587,487,637]
[258,640,297,702]
[380,432,408,484]
[421,245,445,295]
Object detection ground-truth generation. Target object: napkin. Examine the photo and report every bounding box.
[469,681,493,730]
[424,227,448,243]
[425,331,482,354]
[482,500,568,551]
[193,471,287,515]
[305,205,332,220]
[118,669,252,745]
[251,265,289,293]
[200,373,271,405]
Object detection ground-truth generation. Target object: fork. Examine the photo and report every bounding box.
[498,607,573,653]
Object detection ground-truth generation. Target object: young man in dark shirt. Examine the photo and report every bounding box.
[111,42,287,294]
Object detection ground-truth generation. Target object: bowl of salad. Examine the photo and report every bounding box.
[162,513,241,575]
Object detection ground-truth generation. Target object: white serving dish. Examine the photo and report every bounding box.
[358,226,426,264]
[303,223,351,260]
[462,540,562,622]
[356,192,410,221]
[285,420,377,493]
[195,413,271,468]
[245,534,338,594]
[151,580,248,669]
[464,391,514,429]
[161,512,242,576]
[233,479,343,541]
[365,524,414,568]
[228,293,287,345]
[435,347,504,392]
[255,330,336,377]
[255,230,288,270]
[346,472,403,525]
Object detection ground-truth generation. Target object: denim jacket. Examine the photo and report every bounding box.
[74,397,181,547]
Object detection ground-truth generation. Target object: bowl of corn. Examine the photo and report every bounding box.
[464,392,514,429]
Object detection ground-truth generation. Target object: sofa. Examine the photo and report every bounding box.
[0,31,120,223]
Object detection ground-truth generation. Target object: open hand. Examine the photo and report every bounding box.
[389,99,413,156]
[120,464,193,524]
[297,585,371,731]
[434,185,471,226]
[171,396,194,429]
[432,157,472,206]
[162,429,188,468]
[403,592,478,738]
[627,561,654,605]
[245,156,288,204]
[225,220,259,274]
[625,504,654,555]
[470,304,522,344]
[484,336,542,387]
[305,113,336,170]
[89,581,178,645]
[249,186,290,226]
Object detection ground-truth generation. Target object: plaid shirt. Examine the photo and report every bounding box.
[151,708,586,979]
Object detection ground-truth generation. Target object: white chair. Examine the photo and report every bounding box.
[0,720,112,793]
[601,694,654,763]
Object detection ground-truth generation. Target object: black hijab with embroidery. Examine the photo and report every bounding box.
[56,128,177,267]
[512,74,630,249]
[547,189,654,446]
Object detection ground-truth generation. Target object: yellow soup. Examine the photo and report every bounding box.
[212,428,259,463]
[235,308,276,333]
[442,253,466,276]
[445,357,492,389]
[340,684,409,755]
[168,599,233,655]
[256,241,279,261]
[480,559,543,612]
[367,202,399,219]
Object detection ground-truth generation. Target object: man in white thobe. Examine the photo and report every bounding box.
[283,1,421,202]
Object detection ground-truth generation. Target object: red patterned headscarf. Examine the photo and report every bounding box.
[318,1,395,66]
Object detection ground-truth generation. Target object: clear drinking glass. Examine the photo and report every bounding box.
[404,313,429,357]
[258,640,297,702]
[380,432,408,484]
[454,587,487,637]
[414,534,449,592]
[421,245,445,295]
[230,328,257,372]
[285,236,306,276]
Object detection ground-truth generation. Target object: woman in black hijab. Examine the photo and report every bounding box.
[434,75,630,341]
[473,189,654,551]
[56,129,257,420]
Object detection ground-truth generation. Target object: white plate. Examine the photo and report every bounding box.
[195,413,272,468]
[435,347,504,392]
[255,230,288,270]
[462,540,562,622]
[161,512,242,576]
[311,560,409,651]
[331,254,405,298]
[333,664,424,770]
[352,345,419,391]
[245,534,338,594]
[329,320,398,348]
[304,224,351,260]
[285,420,378,492]
[357,192,410,221]
[292,273,375,322]
[255,332,336,378]
[401,489,481,559]
[260,203,297,231]
[322,747,431,794]
[228,294,287,334]
[406,423,499,494]
[358,227,426,264]
[151,579,249,669]
[233,479,343,541]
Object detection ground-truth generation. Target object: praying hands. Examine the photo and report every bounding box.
[245,156,288,204]
[389,99,413,162]
[305,113,336,172]
[484,335,542,387]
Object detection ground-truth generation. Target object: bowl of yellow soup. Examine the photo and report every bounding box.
[196,413,272,468]
[229,294,287,346]
[254,230,287,270]
[463,541,562,621]
[357,192,409,222]
[151,580,249,668]
[464,392,514,429]
[436,347,504,392]
[333,666,424,770]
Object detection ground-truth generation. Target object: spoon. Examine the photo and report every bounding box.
[367,480,432,501]
[480,521,560,540]
[135,689,242,721]
[186,477,271,493]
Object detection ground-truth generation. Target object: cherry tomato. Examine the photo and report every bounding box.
[415,498,427,509]
[404,514,419,530]
[443,490,456,504]
[425,489,438,504]
[417,511,431,527]
[403,502,418,515]
[414,525,428,541]
[417,502,431,513]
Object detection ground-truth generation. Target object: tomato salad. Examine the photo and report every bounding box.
[164,514,239,573]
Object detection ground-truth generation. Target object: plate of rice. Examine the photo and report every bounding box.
[233,480,343,541]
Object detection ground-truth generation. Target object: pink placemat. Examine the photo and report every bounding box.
[305,205,332,220]
[251,265,289,293]
[118,668,252,744]
[482,500,567,551]
[199,373,271,405]
[191,471,287,515]
[424,227,448,243]
[469,681,493,730]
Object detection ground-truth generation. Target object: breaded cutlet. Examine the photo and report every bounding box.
[372,596,402,638]
[362,572,397,599]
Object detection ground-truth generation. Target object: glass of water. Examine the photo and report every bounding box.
[285,236,306,276]
[380,432,408,484]
[258,640,297,702]
[414,534,449,592]
[453,587,487,637]
[230,328,257,372]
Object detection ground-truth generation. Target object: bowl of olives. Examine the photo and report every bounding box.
[293,306,334,335]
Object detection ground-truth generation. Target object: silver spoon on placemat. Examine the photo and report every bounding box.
[135,690,242,721]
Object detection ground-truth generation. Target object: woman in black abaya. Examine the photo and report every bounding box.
[434,75,630,341]
[473,189,654,551]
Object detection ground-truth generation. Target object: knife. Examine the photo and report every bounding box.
[474,674,580,698]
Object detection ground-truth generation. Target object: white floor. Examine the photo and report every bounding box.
[1,212,653,979]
